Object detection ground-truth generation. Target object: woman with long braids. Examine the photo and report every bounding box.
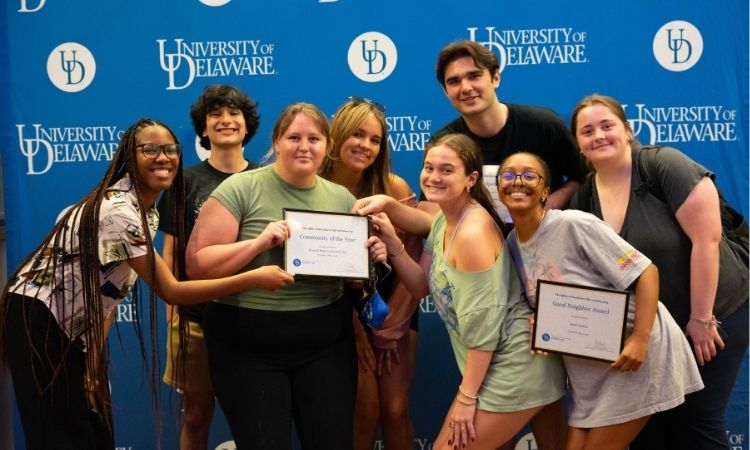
[0,118,294,450]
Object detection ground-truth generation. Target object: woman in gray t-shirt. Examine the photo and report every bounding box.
[499,151,702,450]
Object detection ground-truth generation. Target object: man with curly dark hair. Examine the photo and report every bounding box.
[158,84,260,450]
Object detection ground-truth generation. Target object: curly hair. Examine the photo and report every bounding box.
[191,84,260,150]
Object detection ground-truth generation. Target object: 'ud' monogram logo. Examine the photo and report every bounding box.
[652,20,702,72]
[348,31,397,83]
[18,0,45,12]
[17,124,54,175]
[361,39,386,75]
[667,28,692,64]
[467,27,509,74]
[157,39,196,90]
[60,50,86,85]
[47,42,96,92]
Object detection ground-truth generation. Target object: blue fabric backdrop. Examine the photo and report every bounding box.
[1,1,747,449]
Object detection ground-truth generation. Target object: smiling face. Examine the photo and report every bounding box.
[134,125,179,206]
[420,143,477,206]
[339,115,382,172]
[442,56,500,118]
[273,113,327,187]
[203,106,248,150]
[574,103,633,168]
[498,152,550,216]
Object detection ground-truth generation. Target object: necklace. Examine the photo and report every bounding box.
[444,201,479,258]
[519,210,546,261]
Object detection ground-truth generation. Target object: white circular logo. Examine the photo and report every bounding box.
[514,432,538,450]
[195,136,211,161]
[56,205,75,224]
[47,42,96,92]
[347,31,398,82]
[653,20,703,72]
[214,440,236,450]
[199,0,231,6]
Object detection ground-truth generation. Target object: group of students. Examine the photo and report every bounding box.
[0,39,747,450]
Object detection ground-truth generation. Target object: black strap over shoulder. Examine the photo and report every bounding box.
[633,145,663,200]
[637,145,748,265]
[572,172,596,214]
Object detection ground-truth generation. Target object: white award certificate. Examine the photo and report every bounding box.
[283,209,370,279]
[533,280,630,363]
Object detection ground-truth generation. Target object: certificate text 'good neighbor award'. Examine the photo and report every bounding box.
[533,279,629,363]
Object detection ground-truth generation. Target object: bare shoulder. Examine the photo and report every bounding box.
[387,173,414,200]
[453,208,502,271]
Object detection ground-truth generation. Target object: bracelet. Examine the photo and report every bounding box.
[388,243,406,258]
[457,385,478,400]
[690,315,721,332]
[455,394,477,406]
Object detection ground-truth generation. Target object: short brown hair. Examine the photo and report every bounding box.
[436,40,499,86]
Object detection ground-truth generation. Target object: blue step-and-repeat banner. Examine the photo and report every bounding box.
[0,1,747,449]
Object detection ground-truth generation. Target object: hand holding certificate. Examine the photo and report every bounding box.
[532,280,630,363]
[283,209,370,279]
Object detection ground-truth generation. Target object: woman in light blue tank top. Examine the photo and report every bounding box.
[369,134,566,450]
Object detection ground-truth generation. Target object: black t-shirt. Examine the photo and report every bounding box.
[157,159,255,323]
[431,103,585,191]
[570,146,748,325]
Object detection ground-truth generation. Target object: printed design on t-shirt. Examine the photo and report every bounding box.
[522,255,560,303]
[100,204,155,264]
[8,176,152,345]
[19,247,57,288]
[192,197,207,221]
[68,309,88,340]
[103,189,127,202]
[102,240,134,262]
[429,265,457,331]
[616,249,641,271]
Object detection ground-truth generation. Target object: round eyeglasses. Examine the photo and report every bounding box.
[497,170,544,187]
[136,143,182,159]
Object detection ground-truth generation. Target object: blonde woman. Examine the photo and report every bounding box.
[321,96,421,450]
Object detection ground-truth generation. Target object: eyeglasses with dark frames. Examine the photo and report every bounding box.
[348,96,386,113]
[497,170,544,187]
[136,143,182,159]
